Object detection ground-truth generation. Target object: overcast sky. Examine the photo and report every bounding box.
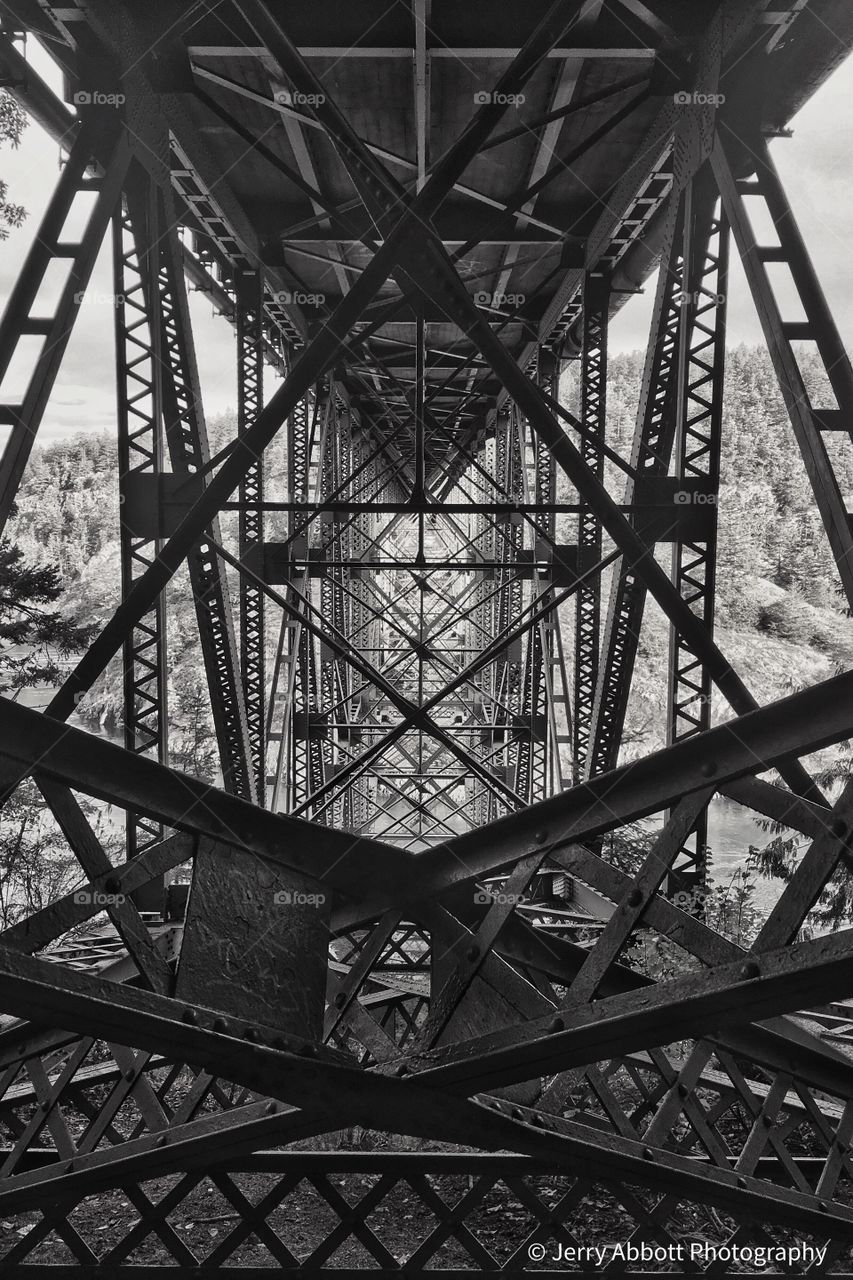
[2,40,853,443]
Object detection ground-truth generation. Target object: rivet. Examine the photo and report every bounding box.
[395,1063,408,1076]
[182,1008,198,1025]
[125,1069,135,1081]
[833,819,848,838]
[466,944,480,962]
[244,1026,260,1042]
[700,760,717,778]
[643,1147,654,1160]
[213,1017,229,1034]
[737,1176,746,1188]
[677,1083,688,1099]
[548,1017,564,1034]
[740,960,760,980]
[535,830,548,844]
[157,1134,167,1147]
[300,1043,318,1057]
[104,876,121,894]
[266,1102,277,1114]
[820,1201,828,1212]
[762,1114,773,1128]
[513,1107,525,1120]
[627,888,643,907]
[334,991,347,1008]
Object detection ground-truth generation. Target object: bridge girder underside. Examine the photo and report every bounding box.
[2,0,853,1271]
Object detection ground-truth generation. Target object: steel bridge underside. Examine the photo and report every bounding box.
[2,0,853,1272]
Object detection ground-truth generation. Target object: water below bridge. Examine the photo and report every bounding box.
[706,795,783,913]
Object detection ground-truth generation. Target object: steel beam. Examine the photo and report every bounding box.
[572,272,608,778]
[237,269,266,797]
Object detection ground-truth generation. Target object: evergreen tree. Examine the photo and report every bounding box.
[168,672,220,785]
[0,541,104,926]
[0,540,95,696]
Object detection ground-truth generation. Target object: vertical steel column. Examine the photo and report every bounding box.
[320,390,354,831]
[585,188,687,780]
[237,270,265,799]
[665,191,730,896]
[468,432,499,828]
[573,273,609,779]
[527,348,571,799]
[155,190,257,802]
[484,407,522,814]
[290,390,329,817]
[515,405,545,807]
[113,188,168,913]
[344,410,378,834]
[501,408,525,800]
[266,387,307,813]
[514,363,556,808]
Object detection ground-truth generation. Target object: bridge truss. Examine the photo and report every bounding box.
[2,0,853,1272]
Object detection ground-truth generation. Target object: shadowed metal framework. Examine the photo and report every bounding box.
[1,0,853,1272]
